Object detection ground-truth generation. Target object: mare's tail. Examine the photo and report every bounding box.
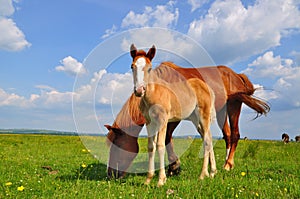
[235,74,270,119]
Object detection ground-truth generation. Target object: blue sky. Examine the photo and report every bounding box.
[1,0,300,140]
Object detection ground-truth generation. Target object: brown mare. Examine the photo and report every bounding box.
[106,46,270,179]
[130,44,216,186]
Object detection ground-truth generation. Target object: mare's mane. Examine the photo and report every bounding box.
[106,93,145,142]
[113,94,145,128]
[151,62,188,83]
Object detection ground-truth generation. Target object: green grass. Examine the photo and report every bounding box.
[0,134,299,198]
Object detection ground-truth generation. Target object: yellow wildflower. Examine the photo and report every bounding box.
[81,163,87,168]
[5,182,12,186]
[241,172,246,176]
[17,186,25,191]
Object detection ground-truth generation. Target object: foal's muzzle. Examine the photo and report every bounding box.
[134,85,145,97]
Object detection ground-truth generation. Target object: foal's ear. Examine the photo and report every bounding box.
[147,45,156,61]
[130,44,137,59]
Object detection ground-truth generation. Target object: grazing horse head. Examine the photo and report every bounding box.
[282,133,289,144]
[130,44,156,97]
[105,93,145,179]
[105,125,140,179]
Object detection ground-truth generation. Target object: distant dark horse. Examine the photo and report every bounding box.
[105,46,270,179]
[295,135,300,142]
[282,133,290,143]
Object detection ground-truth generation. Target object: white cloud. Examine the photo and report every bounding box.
[290,51,300,66]
[0,88,29,107]
[188,0,208,12]
[120,28,215,68]
[188,0,300,64]
[0,86,74,109]
[0,0,31,51]
[121,1,179,28]
[243,51,294,78]
[35,85,56,91]
[244,51,300,110]
[55,56,87,76]
[0,17,31,51]
[101,25,117,39]
[252,84,278,101]
[73,69,132,106]
[0,0,15,16]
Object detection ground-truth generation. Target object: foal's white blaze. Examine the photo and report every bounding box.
[134,57,146,93]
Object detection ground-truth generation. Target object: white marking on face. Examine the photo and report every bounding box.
[135,57,146,88]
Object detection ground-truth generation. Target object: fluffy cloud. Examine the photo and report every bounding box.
[120,28,215,68]
[290,51,300,66]
[244,51,300,110]
[101,25,117,39]
[73,69,132,106]
[0,88,30,107]
[188,0,300,64]
[188,0,208,12]
[0,0,14,16]
[243,51,294,78]
[0,0,31,51]
[121,1,179,28]
[55,56,87,76]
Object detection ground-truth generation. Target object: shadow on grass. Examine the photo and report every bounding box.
[58,163,108,181]
[57,161,179,183]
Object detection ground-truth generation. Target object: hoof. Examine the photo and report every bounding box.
[223,162,234,171]
[157,177,167,187]
[210,170,217,178]
[167,160,181,176]
[144,178,151,185]
[199,171,209,180]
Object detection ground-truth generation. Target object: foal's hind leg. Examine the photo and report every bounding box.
[189,79,217,179]
[191,106,216,179]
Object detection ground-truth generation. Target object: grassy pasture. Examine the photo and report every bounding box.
[0,134,299,198]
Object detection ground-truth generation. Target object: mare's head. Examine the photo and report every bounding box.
[105,125,140,179]
[130,44,156,97]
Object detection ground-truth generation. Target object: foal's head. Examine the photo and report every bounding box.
[130,44,156,97]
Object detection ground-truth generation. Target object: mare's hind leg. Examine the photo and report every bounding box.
[224,100,242,171]
[166,122,181,176]
[216,107,233,169]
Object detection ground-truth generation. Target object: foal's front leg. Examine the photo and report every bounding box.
[157,124,167,187]
[145,133,157,185]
